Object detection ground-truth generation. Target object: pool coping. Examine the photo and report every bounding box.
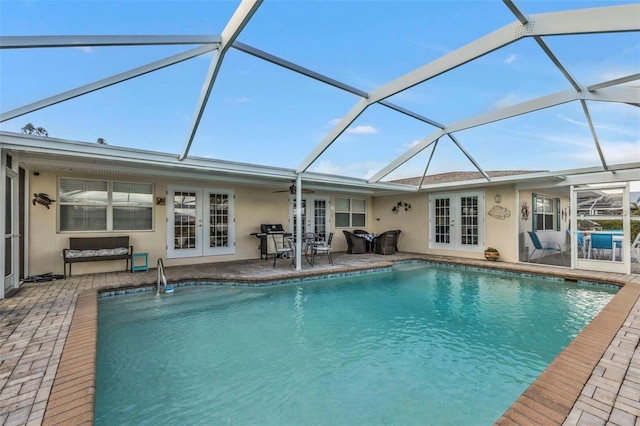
[41,257,640,425]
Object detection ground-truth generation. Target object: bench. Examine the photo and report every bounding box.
[63,236,133,278]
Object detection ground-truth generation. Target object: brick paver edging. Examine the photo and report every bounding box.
[42,289,98,425]
[496,284,640,425]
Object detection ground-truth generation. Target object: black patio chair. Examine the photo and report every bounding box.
[374,231,397,255]
[343,230,366,254]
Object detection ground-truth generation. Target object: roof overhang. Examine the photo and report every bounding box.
[0,131,417,196]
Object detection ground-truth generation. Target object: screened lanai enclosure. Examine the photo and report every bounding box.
[1,0,639,296]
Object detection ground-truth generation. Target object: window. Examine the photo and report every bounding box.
[59,178,153,232]
[335,197,366,227]
[533,193,559,231]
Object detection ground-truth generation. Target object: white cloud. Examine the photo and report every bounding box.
[74,46,93,53]
[346,125,377,135]
[504,54,516,64]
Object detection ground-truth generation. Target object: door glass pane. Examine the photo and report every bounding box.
[174,192,196,250]
[4,176,11,277]
[460,196,479,246]
[434,198,450,244]
[209,193,229,248]
[313,200,327,240]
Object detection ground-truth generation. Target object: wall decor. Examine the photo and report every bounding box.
[32,193,55,209]
[488,205,511,220]
[392,201,412,214]
[156,197,166,206]
[520,201,529,221]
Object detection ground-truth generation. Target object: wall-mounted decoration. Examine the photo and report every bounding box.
[156,197,166,206]
[488,205,511,220]
[32,193,55,209]
[561,207,568,222]
[520,201,530,221]
[392,201,412,214]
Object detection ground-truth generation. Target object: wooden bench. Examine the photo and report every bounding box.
[63,236,133,278]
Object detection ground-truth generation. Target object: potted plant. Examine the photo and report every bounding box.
[484,247,500,261]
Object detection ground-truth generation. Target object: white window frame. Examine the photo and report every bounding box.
[58,177,154,232]
[532,193,559,232]
[335,197,367,228]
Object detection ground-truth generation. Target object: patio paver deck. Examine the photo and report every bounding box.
[1,252,640,425]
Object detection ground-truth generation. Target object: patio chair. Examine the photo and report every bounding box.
[353,229,372,252]
[311,232,333,266]
[272,234,294,268]
[527,231,564,265]
[590,233,613,260]
[374,230,397,255]
[393,230,402,253]
[343,230,366,254]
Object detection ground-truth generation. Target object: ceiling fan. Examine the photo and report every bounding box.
[273,181,315,195]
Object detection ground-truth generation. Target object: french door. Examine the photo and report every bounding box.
[167,186,235,259]
[429,191,484,252]
[289,196,330,242]
[3,157,19,297]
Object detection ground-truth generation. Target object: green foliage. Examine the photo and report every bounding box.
[20,122,49,137]
[597,219,640,238]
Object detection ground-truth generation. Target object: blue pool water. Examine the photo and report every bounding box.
[95,263,617,425]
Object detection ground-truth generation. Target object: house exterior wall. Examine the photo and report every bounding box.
[373,185,520,262]
[26,170,377,276]
[370,192,427,254]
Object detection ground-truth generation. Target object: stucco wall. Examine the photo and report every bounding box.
[370,193,427,254]
[27,171,377,276]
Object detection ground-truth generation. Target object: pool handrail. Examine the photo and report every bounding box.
[157,258,168,294]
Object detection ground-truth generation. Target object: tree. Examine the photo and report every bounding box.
[20,123,49,137]
[97,138,107,144]
[632,196,640,216]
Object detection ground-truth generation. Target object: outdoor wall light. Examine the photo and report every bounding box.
[495,194,502,203]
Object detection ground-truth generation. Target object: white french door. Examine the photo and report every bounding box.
[167,186,235,259]
[429,191,484,252]
[289,196,330,241]
[3,157,19,297]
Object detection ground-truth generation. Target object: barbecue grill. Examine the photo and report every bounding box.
[250,224,291,260]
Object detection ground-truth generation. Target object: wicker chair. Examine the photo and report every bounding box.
[374,231,397,255]
[393,230,401,253]
[343,230,366,254]
[353,229,372,252]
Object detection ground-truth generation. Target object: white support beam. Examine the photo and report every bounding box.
[580,100,608,171]
[369,131,443,183]
[448,134,491,181]
[0,44,219,122]
[0,35,220,49]
[588,73,640,92]
[232,41,368,98]
[446,89,578,134]
[179,0,263,161]
[367,22,522,104]
[418,139,439,190]
[526,4,640,36]
[296,98,371,173]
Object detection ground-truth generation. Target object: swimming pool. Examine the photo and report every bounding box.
[95,263,617,425]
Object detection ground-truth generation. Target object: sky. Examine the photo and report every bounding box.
[0,0,639,182]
